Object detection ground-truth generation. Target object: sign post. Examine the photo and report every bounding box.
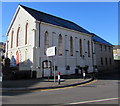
[46,46,56,82]
[47,56,49,81]
[54,57,56,82]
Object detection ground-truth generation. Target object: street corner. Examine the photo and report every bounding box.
[2,77,94,92]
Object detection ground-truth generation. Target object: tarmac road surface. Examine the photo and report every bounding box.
[2,71,120,105]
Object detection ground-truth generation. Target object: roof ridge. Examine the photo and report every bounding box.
[93,35,112,46]
[20,4,79,26]
[20,4,91,34]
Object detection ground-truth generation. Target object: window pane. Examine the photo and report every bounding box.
[16,27,20,47]
[70,37,73,56]
[58,34,62,56]
[79,39,82,56]
[11,31,14,48]
[88,40,90,57]
[44,31,49,54]
[25,23,28,45]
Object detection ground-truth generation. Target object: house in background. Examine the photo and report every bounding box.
[0,42,5,78]
[113,45,120,60]
[113,45,120,71]
[5,5,114,78]
[0,42,5,59]
[92,35,114,72]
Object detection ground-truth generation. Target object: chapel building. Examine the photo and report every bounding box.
[6,5,114,78]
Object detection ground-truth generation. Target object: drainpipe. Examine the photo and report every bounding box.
[34,20,42,78]
[91,38,94,72]
[6,40,9,58]
[39,21,42,78]
[39,21,41,47]
[32,22,37,78]
[84,39,86,66]
[75,37,78,67]
[65,35,67,66]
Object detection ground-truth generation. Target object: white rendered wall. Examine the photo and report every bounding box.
[35,22,93,77]
[7,6,36,71]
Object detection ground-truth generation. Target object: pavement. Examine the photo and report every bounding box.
[1,74,94,91]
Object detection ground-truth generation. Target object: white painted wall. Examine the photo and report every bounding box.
[7,6,36,71]
[35,22,93,77]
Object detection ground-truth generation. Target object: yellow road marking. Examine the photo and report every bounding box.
[76,79,97,87]
[32,79,97,92]
[2,79,97,93]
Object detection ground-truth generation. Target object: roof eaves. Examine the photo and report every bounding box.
[92,35,113,46]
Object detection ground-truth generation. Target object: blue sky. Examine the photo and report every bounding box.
[1,2,118,45]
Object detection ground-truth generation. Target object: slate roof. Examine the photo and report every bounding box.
[20,5,112,46]
[20,5,92,35]
[92,35,112,46]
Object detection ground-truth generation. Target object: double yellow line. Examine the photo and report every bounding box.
[33,79,97,92]
[2,79,97,93]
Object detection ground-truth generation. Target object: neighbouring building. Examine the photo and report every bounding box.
[6,5,114,78]
[92,35,114,72]
[113,45,120,60]
[113,45,120,71]
[0,42,5,59]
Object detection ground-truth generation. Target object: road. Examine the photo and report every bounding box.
[2,71,119,105]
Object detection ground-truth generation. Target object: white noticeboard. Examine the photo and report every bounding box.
[46,46,56,57]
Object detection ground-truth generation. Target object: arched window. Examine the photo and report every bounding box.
[16,51,19,65]
[88,40,90,57]
[16,27,20,47]
[25,23,28,45]
[11,30,14,48]
[44,31,49,54]
[79,39,82,57]
[58,34,62,56]
[70,36,73,56]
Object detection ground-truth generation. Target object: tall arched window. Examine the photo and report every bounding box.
[16,51,19,65]
[70,36,73,56]
[88,40,90,57]
[79,39,82,57]
[16,27,20,47]
[58,34,62,56]
[25,23,28,45]
[11,30,14,48]
[44,31,49,54]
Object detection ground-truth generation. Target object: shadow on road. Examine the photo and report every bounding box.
[2,74,83,96]
[2,78,44,96]
[2,71,119,96]
[96,71,120,80]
